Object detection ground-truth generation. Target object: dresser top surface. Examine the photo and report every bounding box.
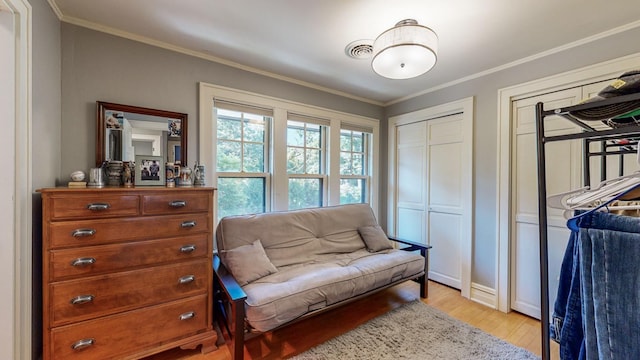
[38,187,216,194]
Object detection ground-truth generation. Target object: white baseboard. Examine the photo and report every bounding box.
[470,282,497,309]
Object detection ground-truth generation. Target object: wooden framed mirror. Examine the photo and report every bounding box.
[96,101,187,167]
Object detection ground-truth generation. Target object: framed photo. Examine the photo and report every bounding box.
[105,110,124,129]
[135,155,165,186]
[168,119,182,137]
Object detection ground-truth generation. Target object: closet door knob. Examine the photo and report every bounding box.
[87,203,110,211]
[71,229,96,238]
[169,200,186,208]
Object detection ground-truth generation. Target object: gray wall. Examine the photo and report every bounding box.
[385,26,640,288]
[32,0,61,189]
[60,24,383,183]
[30,0,61,358]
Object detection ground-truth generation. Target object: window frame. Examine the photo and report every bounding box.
[286,119,329,209]
[199,82,380,223]
[339,129,371,204]
[214,106,272,219]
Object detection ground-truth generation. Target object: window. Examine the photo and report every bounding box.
[201,83,379,220]
[340,128,370,204]
[287,113,329,210]
[215,102,271,220]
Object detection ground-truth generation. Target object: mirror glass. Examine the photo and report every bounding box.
[96,101,187,167]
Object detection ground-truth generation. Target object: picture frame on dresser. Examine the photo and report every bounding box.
[135,155,165,186]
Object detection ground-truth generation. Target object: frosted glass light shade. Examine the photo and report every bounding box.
[372,19,438,80]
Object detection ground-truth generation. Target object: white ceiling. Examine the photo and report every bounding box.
[50,0,640,105]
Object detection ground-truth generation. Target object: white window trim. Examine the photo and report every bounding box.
[199,82,380,217]
[215,107,272,217]
[339,129,371,204]
[286,119,328,208]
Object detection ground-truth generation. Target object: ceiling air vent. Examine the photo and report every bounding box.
[345,40,373,59]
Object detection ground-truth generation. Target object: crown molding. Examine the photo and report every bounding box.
[51,7,383,107]
[46,1,640,109]
[46,0,62,19]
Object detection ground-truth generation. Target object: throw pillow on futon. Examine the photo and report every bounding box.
[358,225,393,252]
[221,239,277,286]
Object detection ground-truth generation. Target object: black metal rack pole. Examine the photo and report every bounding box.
[601,140,608,182]
[535,102,551,360]
[584,138,591,187]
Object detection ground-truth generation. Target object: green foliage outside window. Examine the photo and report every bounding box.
[289,178,322,210]
[217,177,265,220]
[287,121,324,209]
[215,107,372,218]
[340,178,366,204]
[340,130,367,204]
[216,109,269,220]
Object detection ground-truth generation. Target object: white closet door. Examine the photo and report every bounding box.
[510,88,582,319]
[426,115,465,289]
[395,121,427,244]
[395,114,467,290]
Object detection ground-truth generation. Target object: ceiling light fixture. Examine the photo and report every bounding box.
[371,19,438,80]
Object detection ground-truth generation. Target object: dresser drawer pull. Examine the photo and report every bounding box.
[71,229,96,237]
[87,203,110,211]
[71,257,96,267]
[181,221,196,228]
[179,311,196,321]
[71,338,95,350]
[169,200,187,208]
[178,275,195,284]
[180,244,196,253]
[70,295,95,305]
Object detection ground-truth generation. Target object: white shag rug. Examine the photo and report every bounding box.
[290,300,540,360]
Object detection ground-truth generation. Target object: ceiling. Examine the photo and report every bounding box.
[50,0,640,105]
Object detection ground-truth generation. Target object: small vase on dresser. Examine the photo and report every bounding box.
[38,187,217,359]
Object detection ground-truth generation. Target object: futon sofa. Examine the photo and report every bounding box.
[213,203,431,360]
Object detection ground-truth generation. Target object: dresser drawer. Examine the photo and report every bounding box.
[50,295,209,360]
[49,234,209,281]
[142,192,211,215]
[50,259,209,326]
[47,195,139,220]
[48,213,210,249]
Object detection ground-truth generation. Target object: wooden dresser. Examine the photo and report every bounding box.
[38,187,217,360]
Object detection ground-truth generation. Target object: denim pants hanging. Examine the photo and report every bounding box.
[551,224,584,360]
[552,211,640,360]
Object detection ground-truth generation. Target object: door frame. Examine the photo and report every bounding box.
[496,52,640,313]
[1,0,31,358]
[388,96,474,299]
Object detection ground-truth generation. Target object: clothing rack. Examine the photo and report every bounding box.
[535,92,640,360]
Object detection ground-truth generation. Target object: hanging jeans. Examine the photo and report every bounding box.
[551,224,584,360]
[552,211,640,360]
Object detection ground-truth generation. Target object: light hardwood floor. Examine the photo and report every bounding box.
[145,281,559,360]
